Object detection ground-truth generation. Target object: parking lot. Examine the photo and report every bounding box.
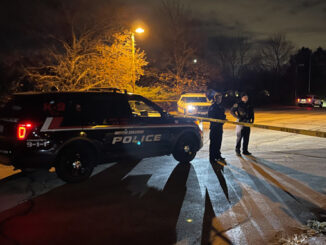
[0,106,325,244]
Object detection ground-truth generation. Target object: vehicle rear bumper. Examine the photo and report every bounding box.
[298,103,313,106]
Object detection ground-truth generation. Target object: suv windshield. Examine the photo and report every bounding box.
[184,97,208,103]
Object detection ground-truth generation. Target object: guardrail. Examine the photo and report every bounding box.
[183,115,326,138]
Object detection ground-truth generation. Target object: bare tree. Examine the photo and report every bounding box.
[213,35,252,88]
[260,33,294,74]
[158,0,200,94]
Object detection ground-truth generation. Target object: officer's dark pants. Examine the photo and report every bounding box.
[236,125,250,152]
[209,125,223,161]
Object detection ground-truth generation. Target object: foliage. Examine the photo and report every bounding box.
[157,62,210,95]
[134,85,173,100]
[154,0,209,95]
[0,59,25,98]
[25,30,148,92]
[289,47,326,96]
[211,35,252,89]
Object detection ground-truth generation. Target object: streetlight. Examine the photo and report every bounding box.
[131,27,145,93]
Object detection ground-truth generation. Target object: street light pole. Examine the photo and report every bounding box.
[131,32,135,93]
[130,27,144,93]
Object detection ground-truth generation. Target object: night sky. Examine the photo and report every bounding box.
[0,0,325,56]
[127,0,326,49]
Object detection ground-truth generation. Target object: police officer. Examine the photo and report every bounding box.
[208,92,226,164]
[230,92,254,156]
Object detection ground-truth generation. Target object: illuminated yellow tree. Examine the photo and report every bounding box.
[26,30,148,92]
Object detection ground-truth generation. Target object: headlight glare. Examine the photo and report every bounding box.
[187,105,196,111]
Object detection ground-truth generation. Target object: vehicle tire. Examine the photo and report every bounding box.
[55,145,94,183]
[172,134,198,163]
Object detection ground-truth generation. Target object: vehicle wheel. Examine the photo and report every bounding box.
[172,134,198,163]
[55,146,94,183]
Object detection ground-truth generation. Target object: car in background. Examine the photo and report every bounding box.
[177,93,211,116]
[296,95,323,107]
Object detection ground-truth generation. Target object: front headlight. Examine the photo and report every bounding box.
[187,105,196,111]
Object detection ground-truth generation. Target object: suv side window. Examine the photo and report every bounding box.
[61,99,83,126]
[83,94,131,125]
[41,95,83,127]
[128,96,162,118]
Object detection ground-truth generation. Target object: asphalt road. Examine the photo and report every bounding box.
[0,106,326,245]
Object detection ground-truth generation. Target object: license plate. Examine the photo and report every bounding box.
[301,99,306,103]
[0,125,3,133]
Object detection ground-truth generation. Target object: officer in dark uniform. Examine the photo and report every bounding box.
[230,92,254,156]
[208,92,226,164]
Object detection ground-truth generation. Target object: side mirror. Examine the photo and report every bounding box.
[161,111,169,118]
[140,110,148,117]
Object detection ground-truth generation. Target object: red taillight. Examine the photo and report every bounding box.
[17,123,33,140]
[297,98,300,102]
[307,98,312,102]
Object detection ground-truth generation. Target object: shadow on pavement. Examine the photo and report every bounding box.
[201,189,233,245]
[231,154,326,225]
[210,162,229,203]
[253,149,326,195]
[0,159,190,245]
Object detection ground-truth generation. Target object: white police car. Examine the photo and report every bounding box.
[177,93,211,116]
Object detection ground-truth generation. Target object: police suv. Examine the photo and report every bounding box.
[0,89,203,182]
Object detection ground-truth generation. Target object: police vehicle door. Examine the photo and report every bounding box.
[126,95,170,156]
[82,93,133,160]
